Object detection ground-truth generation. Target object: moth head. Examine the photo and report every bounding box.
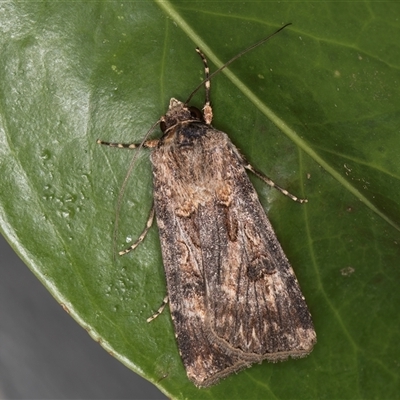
[160,98,203,133]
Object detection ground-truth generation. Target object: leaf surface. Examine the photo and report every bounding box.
[1,1,400,398]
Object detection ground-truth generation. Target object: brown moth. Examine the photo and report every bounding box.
[98,24,316,388]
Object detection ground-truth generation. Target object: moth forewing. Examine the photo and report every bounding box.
[150,99,315,387]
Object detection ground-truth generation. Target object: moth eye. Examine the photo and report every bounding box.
[160,120,167,132]
[189,106,202,120]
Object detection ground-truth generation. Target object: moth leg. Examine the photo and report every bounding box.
[119,204,155,256]
[195,48,213,125]
[96,138,159,149]
[147,295,169,323]
[245,162,308,203]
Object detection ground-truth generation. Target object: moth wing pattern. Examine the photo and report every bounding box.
[151,117,316,387]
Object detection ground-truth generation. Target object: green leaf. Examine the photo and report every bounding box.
[1,1,400,398]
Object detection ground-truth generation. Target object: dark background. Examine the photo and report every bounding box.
[0,234,166,399]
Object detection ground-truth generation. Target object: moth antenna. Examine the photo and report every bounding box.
[185,23,292,105]
[112,118,161,258]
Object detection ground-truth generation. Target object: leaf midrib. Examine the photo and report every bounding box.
[155,0,400,232]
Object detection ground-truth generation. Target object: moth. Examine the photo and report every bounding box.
[98,24,316,388]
